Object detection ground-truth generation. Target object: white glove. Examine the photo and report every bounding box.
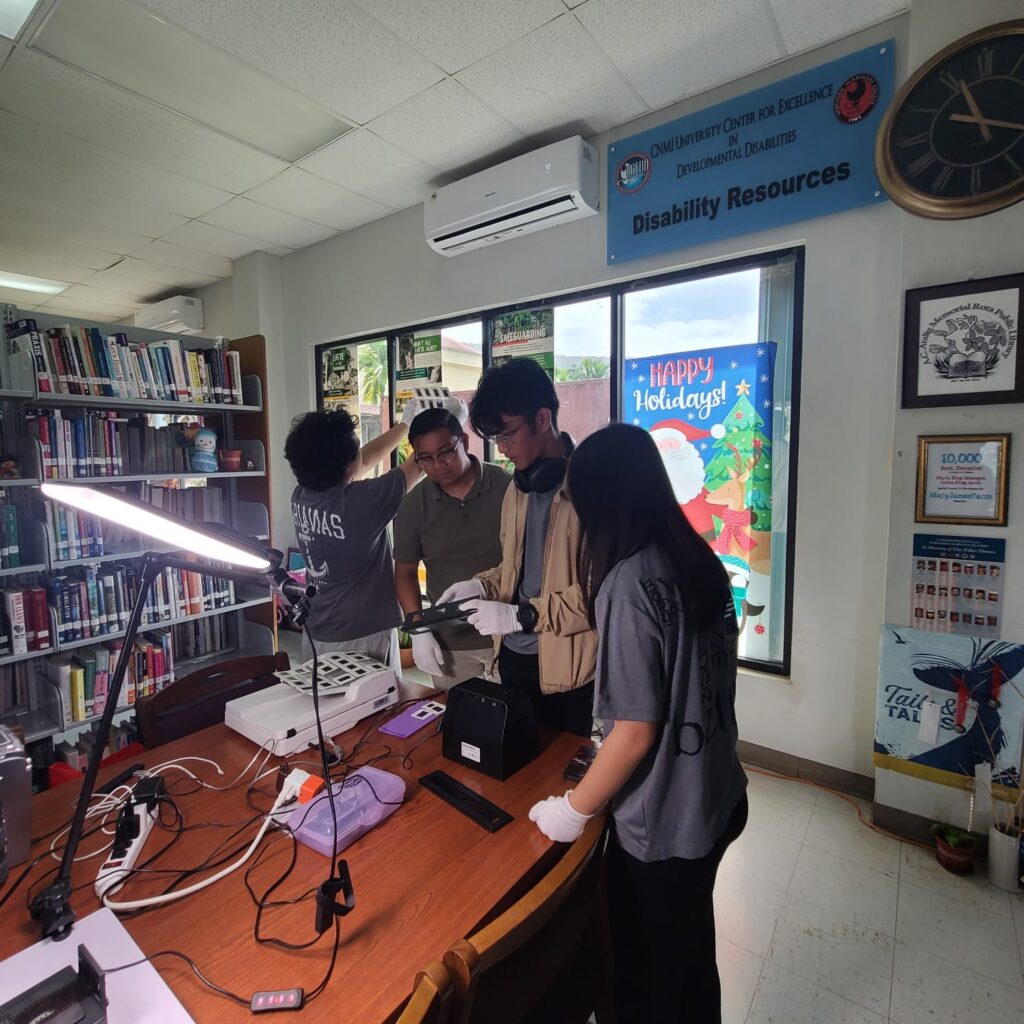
[529,792,593,843]
[437,578,485,605]
[411,631,444,677]
[464,599,521,637]
[442,396,469,426]
[401,398,424,427]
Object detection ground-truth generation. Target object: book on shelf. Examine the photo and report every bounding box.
[5,320,245,404]
[0,492,22,569]
[172,614,229,664]
[44,628,173,726]
[0,662,31,714]
[44,561,239,645]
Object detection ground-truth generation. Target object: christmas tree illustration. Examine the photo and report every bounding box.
[703,382,772,525]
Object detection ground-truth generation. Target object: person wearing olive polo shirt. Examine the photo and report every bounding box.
[394,404,510,687]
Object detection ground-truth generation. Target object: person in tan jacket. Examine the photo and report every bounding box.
[437,358,597,737]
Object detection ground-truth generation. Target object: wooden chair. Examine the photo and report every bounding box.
[443,814,612,1024]
[135,652,289,749]
[396,960,454,1024]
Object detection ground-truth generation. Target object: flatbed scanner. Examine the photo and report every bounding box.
[224,652,399,756]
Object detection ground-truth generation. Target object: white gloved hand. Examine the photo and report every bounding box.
[529,792,593,843]
[442,396,470,426]
[464,599,521,637]
[411,631,445,677]
[401,398,424,427]
[437,578,486,605]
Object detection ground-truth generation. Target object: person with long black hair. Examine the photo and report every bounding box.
[528,423,748,1023]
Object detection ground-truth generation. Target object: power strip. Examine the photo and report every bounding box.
[95,777,163,900]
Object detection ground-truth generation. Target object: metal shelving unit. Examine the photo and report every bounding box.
[0,304,277,752]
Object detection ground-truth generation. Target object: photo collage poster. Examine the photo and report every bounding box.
[911,534,1005,639]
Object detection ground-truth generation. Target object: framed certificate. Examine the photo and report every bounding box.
[915,434,1010,526]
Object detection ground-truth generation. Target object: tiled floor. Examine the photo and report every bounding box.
[715,768,1024,1023]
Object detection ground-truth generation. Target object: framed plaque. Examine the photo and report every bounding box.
[915,434,1010,526]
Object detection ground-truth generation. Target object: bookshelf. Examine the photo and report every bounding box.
[0,302,277,767]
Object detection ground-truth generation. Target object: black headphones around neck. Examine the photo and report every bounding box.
[512,435,575,494]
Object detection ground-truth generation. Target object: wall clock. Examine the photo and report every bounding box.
[876,20,1024,218]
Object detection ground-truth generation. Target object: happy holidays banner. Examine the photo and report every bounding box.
[624,342,776,651]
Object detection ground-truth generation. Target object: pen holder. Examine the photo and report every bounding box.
[219,449,242,472]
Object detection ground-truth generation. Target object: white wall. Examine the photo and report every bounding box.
[272,16,911,778]
[874,0,1024,825]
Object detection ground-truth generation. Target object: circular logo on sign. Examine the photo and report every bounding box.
[834,73,880,124]
[615,152,651,193]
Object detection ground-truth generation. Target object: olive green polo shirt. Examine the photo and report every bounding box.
[393,458,511,651]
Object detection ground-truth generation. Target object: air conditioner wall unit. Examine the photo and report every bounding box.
[134,295,204,335]
[424,136,599,257]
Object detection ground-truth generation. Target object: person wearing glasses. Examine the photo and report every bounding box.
[285,400,425,665]
[393,404,510,687]
[438,358,597,737]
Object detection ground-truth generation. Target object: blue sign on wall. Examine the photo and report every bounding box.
[607,40,895,265]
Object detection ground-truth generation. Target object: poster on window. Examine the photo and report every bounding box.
[874,625,1024,797]
[910,534,1005,639]
[396,331,442,414]
[493,309,554,377]
[623,342,777,655]
[320,343,360,415]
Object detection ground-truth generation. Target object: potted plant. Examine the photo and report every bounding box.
[931,823,978,874]
[398,629,415,670]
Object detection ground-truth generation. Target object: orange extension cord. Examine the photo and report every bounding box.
[746,765,935,851]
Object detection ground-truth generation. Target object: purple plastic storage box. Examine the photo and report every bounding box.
[287,766,406,858]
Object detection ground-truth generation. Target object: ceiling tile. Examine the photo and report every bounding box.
[457,14,647,142]
[32,0,355,162]
[0,48,286,192]
[75,271,167,302]
[367,79,528,177]
[244,169,393,232]
[0,109,232,220]
[0,284,59,307]
[37,294,138,320]
[562,0,587,7]
[300,129,451,210]
[136,0,445,124]
[159,221,292,260]
[0,199,151,255]
[128,241,232,279]
[350,0,565,74]
[201,197,337,249]
[59,283,150,308]
[0,249,95,285]
[576,0,785,110]
[0,39,11,66]
[0,158,187,238]
[0,227,120,271]
[768,0,906,53]
[101,257,218,290]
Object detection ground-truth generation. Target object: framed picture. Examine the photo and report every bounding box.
[902,273,1023,409]
[915,434,1011,526]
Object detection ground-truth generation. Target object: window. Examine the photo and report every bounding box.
[312,247,802,672]
[622,251,802,671]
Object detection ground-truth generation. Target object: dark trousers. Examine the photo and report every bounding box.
[498,645,594,738]
[606,795,748,1023]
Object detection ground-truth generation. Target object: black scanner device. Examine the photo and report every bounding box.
[441,678,539,781]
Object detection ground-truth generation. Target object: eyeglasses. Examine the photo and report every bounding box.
[414,438,463,467]
[487,421,528,448]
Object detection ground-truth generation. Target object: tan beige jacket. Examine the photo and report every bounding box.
[475,480,598,694]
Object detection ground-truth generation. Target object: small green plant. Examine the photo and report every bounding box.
[931,823,977,848]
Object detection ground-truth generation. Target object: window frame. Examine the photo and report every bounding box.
[312,245,804,675]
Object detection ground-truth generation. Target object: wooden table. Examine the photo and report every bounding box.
[0,700,581,1022]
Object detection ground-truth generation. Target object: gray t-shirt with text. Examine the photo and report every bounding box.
[593,545,747,861]
[291,469,406,643]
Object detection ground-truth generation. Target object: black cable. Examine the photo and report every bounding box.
[101,950,249,1008]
